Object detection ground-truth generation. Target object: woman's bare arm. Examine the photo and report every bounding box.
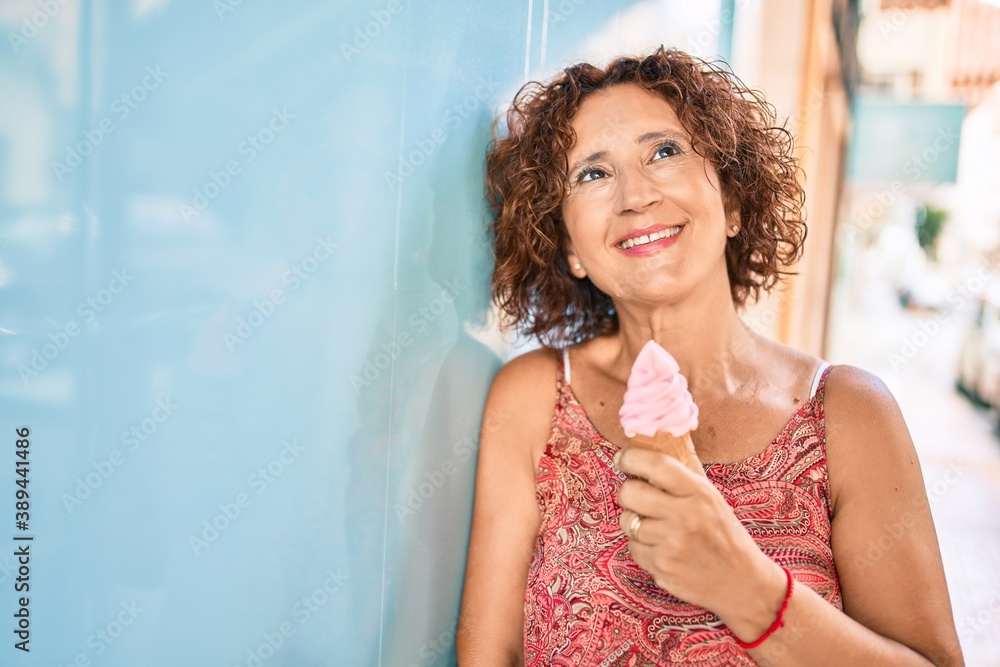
[799,365,964,665]
[456,350,558,666]
[741,365,964,666]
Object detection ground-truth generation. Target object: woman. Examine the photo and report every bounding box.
[457,47,963,666]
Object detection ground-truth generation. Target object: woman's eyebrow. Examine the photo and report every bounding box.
[634,129,686,145]
[568,150,607,176]
[567,129,687,175]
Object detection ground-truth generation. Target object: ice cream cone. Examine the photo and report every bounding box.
[629,430,706,477]
[619,339,705,477]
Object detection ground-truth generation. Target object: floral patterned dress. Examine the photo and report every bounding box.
[523,349,842,666]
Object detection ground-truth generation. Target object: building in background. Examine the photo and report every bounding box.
[730,0,859,356]
[833,0,1000,327]
[866,0,1000,106]
[829,3,1000,661]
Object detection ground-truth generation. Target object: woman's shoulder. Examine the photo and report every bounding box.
[492,345,562,394]
[759,337,898,423]
[484,346,563,465]
[818,363,912,512]
[758,339,909,506]
[823,364,894,404]
[822,363,904,442]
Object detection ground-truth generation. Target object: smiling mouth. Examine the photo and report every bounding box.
[616,226,682,250]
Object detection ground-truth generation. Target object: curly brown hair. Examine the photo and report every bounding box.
[485,46,807,348]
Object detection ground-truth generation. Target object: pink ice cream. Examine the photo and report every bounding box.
[619,340,699,438]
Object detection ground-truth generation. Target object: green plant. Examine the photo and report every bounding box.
[916,204,948,261]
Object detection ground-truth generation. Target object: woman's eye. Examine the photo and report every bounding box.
[577,167,607,184]
[653,142,680,160]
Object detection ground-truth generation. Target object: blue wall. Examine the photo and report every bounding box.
[0,1,720,664]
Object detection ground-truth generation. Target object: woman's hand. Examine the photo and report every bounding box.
[613,447,788,641]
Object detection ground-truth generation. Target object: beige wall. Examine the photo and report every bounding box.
[734,0,852,356]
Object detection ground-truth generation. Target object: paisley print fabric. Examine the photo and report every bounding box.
[523,354,842,666]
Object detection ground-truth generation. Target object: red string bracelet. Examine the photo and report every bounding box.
[732,567,795,650]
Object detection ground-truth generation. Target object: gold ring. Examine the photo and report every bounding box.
[627,513,643,542]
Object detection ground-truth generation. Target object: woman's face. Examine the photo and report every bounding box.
[560,82,737,305]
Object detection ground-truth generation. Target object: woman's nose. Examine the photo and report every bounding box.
[615,165,661,214]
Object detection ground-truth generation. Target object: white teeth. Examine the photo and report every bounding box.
[618,226,681,249]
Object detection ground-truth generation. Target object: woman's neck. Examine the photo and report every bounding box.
[612,283,759,398]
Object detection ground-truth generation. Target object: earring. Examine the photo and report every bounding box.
[730,225,739,233]
[574,263,582,270]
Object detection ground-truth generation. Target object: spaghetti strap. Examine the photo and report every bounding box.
[562,347,571,385]
[809,361,832,400]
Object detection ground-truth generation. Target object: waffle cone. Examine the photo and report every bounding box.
[630,431,706,477]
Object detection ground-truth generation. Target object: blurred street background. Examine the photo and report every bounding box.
[2,0,1000,665]
[827,1,1000,664]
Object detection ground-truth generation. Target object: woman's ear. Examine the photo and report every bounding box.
[563,240,587,279]
[722,193,742,238]
[725,209,742,238]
